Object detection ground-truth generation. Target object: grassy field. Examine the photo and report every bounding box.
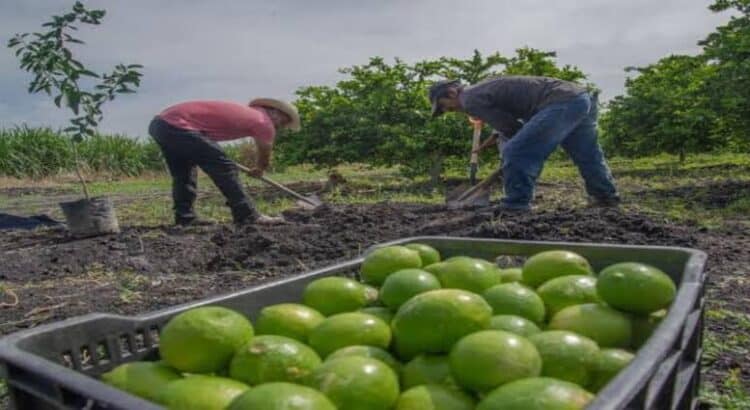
[2,152,748,228]
[1,152,749,408]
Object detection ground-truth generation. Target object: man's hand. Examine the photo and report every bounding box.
[248,140,273,178]
[246,166,266,178]
[472,132,500,154]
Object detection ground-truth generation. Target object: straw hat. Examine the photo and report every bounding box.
[249,98,301,131]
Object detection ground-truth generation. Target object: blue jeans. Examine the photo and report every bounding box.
[500,93,618,209]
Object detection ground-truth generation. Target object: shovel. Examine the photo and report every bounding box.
[446,167,502,209]
[468,117,482,185]
[445,118,493,207]
[235,163,324,210]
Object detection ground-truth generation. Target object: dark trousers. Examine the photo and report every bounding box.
[500,93,619,209]
[148,117,257,224]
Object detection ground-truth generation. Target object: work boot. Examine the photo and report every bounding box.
[175,216,213,226]
[255,214,287,225]
[587,195,621,208]
[234,213,286,226]
[493,202,532,216]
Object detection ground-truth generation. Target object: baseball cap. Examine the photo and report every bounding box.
[428,79,461,117]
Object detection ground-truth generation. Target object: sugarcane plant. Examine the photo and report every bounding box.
[7,1,143,199]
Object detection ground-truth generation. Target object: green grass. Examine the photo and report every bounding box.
[2,124,746,228]
[701,369,750,410]
[701,308,750,408]
[0,126,163,178]
[2,152,749,228]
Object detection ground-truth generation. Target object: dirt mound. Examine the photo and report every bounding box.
[463,207,698,247]
[0,205,700,282]
[636,179,750,209]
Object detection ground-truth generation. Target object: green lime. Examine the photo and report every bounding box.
[528,330,600,386]
[380,269,441,310]
[395,384,476,410]
[159,375,249,410]
[425,257,501,294]
[308,356,400,410]
[229,335,321,385]
[477,377,593,410]
[548,303,633,348]
[405,243,442,266]
[488,315,541,337]
[499,268,523,283]
[228,382,335,410]
[522,250,593,288]
[255,303,324,342]
[482,283,546,324]
[537,275,601,317]
[588,348,635,392]
[303,277,369,316]
[392,289,492,359]
[361,246,422,286]
[597,262,676,314]
[631,309,667,349]
[450,330,541,392]
[360,307,394,324]
[308,312,391,357]
[159,306,253,373]
[327,345,402,373]
[101,361,181,403]
[401,354,459,390]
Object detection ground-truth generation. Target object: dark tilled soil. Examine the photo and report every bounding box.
[0,186,77,197]
[0,203,748,393]
[636,179,750,209]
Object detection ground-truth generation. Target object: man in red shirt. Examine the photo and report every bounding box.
[148,98,301,226]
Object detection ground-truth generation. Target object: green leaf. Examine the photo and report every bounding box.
[79,69,99,78]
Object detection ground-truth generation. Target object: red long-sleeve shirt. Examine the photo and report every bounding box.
[159,100,276,144]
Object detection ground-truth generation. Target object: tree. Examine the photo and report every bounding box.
[8,2,142,198]
[503,47,588,84]
[600,55,720,161]
[699,0,750,151]
[276,48,590,184]
[600,0,750,160]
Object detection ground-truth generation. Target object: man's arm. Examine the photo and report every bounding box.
[472,132,499,154]
[248,140,273,177]
[462,94,521,138]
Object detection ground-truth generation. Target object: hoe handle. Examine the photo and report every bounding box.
[457,167,503,201]
[235,162,315,204]
[470,120,482,166]
[469,119,482,185]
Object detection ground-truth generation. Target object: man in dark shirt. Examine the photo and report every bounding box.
[429,76,619,211]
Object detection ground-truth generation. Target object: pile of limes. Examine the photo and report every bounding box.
[101,244,677,410]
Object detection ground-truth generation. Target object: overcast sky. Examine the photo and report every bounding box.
[0,0,733,138]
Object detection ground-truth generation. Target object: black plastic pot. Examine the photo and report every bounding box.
[59,197,120,238]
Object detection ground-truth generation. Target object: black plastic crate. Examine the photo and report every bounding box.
[0,237,707,410]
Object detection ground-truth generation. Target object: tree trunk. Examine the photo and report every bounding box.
[428,153,443,189]
[71,141,90,200]
[679,147,686,163]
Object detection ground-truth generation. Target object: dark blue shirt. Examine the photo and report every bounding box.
[459,76,586,136]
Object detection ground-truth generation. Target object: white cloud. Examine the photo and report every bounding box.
[0,0,734,136]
